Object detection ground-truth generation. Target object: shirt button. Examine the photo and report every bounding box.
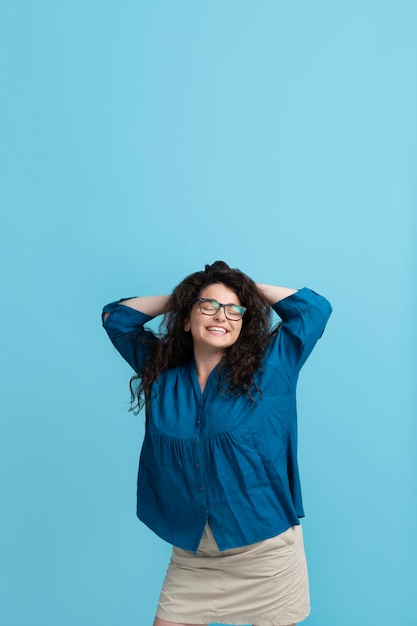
[195,463,200,469]
[194,439,198,445]
[199,486,205,492]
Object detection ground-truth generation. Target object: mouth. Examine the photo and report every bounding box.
[206,326,227,335]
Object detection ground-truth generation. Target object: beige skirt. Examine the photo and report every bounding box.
[156,524,310,626]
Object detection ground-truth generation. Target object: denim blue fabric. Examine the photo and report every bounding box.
[102,288,332,552]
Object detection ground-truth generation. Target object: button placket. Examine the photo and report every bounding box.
[193,401,208,513]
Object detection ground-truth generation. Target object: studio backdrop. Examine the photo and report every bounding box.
[1,2,416,626]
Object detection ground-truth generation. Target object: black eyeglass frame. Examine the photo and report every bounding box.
[193,298,247,321]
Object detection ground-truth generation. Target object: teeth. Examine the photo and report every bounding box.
[207,326,226,334]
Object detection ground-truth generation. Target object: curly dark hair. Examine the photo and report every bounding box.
[130,261,276,412]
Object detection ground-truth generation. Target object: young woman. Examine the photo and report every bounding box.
[102,261,332,626]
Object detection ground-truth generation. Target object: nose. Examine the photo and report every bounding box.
[213,305,226,320]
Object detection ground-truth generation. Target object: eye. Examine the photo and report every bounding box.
[200,300,218,312]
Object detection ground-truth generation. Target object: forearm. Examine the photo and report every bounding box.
[256,284,298,305]
[118,286,297,314]
[119,295,170,317]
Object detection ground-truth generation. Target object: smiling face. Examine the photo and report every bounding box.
[184,283,244,358]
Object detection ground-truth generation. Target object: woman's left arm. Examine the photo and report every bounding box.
[266,286,332,370]
[256,283,298,304]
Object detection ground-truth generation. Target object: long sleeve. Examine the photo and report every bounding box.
[272,287,332,372]
[102,299,158,375]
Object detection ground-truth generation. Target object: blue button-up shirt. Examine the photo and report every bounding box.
[102,288,332,552]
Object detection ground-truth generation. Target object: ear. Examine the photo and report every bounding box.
[184,318,191,332]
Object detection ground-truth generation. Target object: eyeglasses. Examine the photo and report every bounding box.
[194,298,246,321]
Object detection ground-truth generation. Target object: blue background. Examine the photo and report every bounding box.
[1,2,416,625]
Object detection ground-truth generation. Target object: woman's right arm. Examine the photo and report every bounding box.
[119,295,170,317]
[103,295,170,322]
[102,296,169,374]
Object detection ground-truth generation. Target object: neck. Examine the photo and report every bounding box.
[193,348,224,393]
